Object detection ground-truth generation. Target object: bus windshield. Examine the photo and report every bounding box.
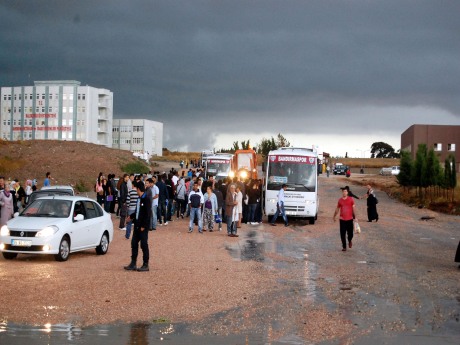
[206,160,231,176]
[267,161,316,191]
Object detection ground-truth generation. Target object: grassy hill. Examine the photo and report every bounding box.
[0,140,151,191]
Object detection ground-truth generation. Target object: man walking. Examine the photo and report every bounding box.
[333,186,358,251]
[124,181,152,272]
[188,182,204,233]
[270,184,289,227]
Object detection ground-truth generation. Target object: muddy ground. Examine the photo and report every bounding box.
[0,170,459,344]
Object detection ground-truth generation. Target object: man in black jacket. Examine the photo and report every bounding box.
[124,181,152,272]
[156,174,169,225]
[118,174,129,230]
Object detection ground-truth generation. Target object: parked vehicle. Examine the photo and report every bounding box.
[333,164,348,175]
[0,196,113,261]
[203,153,234,180]
[380,166,400,176]
[264,147,318,224]
[232,149,258,180]
[28,185,75,205]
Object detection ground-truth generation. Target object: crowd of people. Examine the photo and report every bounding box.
[0,176,37,227]
[93,169,263,272]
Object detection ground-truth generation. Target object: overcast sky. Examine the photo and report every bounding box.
[1,1,459,156]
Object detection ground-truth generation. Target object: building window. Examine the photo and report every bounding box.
[42,94,45,100]
[2,95,6,100]
[113,138,119,144]
[49,106,53,112]
[82,94,86,100]
[14,94,17,100]
[18,107,21,113]
[112,126,119,132]
[448,143,456,152]
[41,107,45,112]
[36,107,39,113]
[49,94,53,100]
[63,107,67,113]
[78,94,81,100]
[81,106,85,112]
[69,107,73,113]
[63,94,67,100]
[18,94,22,100]
[434,143,442,151]
[8,95,11,100]
[69,94,73,100]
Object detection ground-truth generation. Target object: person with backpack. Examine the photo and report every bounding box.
[175,178,187,219]
[188,181,204,233]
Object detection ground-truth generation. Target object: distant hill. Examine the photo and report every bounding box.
[0,140,150,191]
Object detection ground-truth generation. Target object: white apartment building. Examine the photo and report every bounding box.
[112,119,163,157]
[1,80,113,147]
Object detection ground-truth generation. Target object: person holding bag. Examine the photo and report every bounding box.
[202,186,218,232]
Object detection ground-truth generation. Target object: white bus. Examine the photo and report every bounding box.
[204,154,234,180]
[264,147,319,224]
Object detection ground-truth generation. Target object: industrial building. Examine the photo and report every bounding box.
[401,124,460,172]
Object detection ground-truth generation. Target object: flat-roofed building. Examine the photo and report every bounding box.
[1,80,112,147]
[112,119,163,157]
[401,124,460,172]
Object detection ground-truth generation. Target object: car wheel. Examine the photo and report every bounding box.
[309,217,315,225]
[96,232,109,255]
[55,236,70,262]
[2,252,18,260]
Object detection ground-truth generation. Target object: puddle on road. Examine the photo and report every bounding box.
[0,321,267,344]
[1,230,319,345]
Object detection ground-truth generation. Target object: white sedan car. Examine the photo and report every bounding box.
[0,196,114,262]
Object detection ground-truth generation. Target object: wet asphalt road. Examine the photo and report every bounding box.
[1,174,459,344]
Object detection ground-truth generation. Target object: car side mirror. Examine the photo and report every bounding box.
[74,214,84,222]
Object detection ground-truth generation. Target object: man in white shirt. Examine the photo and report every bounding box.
[147,177,159,230]
[270,184,289,227]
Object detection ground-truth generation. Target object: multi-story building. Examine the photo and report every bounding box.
[112,119,163,157]
[1,80,112,147]
[401,124,460,172]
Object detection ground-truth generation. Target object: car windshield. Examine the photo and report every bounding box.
[236,153,253,170]
[21,199,73,218]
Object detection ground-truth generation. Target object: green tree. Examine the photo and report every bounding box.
[257,134,290,158]
[232,141,240,151]
[413,144,428,198]
[370,142,399,158]
[397,150,413,190]
[275,133,290,148]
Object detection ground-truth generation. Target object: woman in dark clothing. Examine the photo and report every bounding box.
[363,184,379,222]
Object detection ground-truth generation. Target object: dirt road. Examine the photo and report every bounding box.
[0,172,459,344]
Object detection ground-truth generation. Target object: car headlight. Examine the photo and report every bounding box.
[240,171,248,179]
[268,198,277,204]
[0,225,10,236]
[36,226,59,238]
[305,200,316,205]
[228,171,235,178]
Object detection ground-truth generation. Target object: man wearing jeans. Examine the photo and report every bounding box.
[147,177,159,231]
[270,184,289,227]
[333,187,357,251]
[188,182,204,233]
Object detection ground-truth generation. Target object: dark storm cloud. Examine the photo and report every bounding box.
[1,1,460,151]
